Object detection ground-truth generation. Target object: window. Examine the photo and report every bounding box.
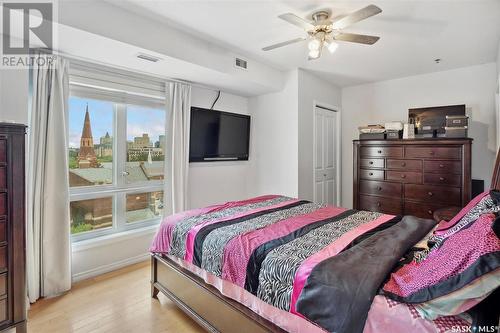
[126,191,164,224]
[68,89,167,241]
[126,105,165,183]
[69,97,114,187]
[70,197,113,234]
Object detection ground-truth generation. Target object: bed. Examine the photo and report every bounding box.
[150,150,500,333]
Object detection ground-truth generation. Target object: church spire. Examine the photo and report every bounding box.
[81,104,93,140]
[77,103,99,168]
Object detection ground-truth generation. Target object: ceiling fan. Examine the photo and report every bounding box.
[262,5,382,60]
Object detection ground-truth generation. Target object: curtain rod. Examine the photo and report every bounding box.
[34,48,220,92]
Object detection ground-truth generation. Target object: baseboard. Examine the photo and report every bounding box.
[72,252,150,282]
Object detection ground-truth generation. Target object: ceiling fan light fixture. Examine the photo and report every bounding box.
[308,38,321,51]
[264,5,382,60]
[326,41,339,54]
[308,49,320,59]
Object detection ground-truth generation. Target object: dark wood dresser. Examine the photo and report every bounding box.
[353,138,472,219]
[0,124,26,333]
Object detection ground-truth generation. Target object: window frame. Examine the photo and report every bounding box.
[69,88,168,242]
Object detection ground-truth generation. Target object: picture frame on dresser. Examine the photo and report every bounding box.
[353,138,472,219]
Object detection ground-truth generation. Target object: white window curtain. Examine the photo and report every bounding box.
[165,82,191,214]
[27,53,71,302]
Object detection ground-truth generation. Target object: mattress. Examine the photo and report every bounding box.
[151,195,471,333]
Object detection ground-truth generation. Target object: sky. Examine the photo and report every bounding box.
[68,96,165,148]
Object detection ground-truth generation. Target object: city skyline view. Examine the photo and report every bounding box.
[68,95,166,235]
[68,96,166,148]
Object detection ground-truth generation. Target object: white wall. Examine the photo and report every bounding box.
[341,63,498,207]
[249,70,299,198]
[297,69,342,201]
[247,69,342,201]
[72,227,156,282]
[188,86,252,208]
[0,69,29,124]
[496,41,500,150]
[340,84,374,208]
[497,41,500,78]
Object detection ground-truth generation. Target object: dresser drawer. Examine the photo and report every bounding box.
[0,273,6,296]
[424,173,461,187]
[386,171,422,184]
[424,160,462,174]
[359,180,402,198]
[386,159,422,171]
[405,146,461,159]
[0,194,5,216]
[0,220,5,243]
[0,167,5,190]
[0,298,6,323]
[359,195,402,215]
[405,184,461,205]
[0,246,6,271]
[360,169,384,181]
[360,158,384,168]
[404,201,448,219]
[360,146,403,158]
[0,140,5,163]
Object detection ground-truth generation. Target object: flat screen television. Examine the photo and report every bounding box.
[409,104,465,136]
[189,107,250,162]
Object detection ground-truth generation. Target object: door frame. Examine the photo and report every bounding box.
[312,101,342,206]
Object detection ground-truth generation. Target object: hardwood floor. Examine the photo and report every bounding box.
[28,261,205,333]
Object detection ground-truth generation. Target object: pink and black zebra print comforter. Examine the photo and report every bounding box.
[150,195,436,333]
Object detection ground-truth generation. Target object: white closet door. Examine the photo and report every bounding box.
[314,107,337,205]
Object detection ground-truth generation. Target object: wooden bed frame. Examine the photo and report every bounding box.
[151,148,500,333]
[151,255,285,333]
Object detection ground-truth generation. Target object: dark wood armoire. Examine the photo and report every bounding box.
[353,138,472,219]
[0,123,26,332]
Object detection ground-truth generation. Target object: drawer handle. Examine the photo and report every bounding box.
[401,174,406,179]
[369,172,374,176]
[377,187,382,191]
[377,150,382,154]
[369,161,374,165]
[428,210,433,215]
[401,162,406,167]
[376,202,381,207]
[439,177,445,181]
[428,192,434,196]
[439,164,444,168]
[429,151,435,156]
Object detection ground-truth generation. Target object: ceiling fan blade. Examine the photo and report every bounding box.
[334,32,380,45]
[278,13,315,31]
[331,5,382,30]
[262,37,306,51]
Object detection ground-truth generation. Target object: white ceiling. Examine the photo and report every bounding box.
[110,0,500,87]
